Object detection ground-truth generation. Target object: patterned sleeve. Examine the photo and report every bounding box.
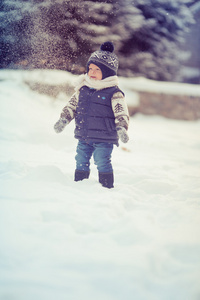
[112,91,129,130]
[60,92,78,122]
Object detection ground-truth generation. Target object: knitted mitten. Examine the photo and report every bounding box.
[54,118,68,133]
[116,127,129,143]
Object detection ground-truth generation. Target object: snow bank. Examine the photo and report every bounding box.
[0,70,200,300]
[119,76,200,97]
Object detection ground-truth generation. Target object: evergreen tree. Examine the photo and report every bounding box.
[0,0,32,68]
[13,0,119,72]
[41,0,118,72]
[0,0,195,82]
[117,0,195,81]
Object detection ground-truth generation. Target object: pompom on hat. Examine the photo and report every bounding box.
[87,41,119,79]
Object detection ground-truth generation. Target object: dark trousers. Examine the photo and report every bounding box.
[74,140,114,188]
[75,140,113,173]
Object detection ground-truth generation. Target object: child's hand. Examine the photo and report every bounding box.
[54,118,68,133]
[116,127,129,143]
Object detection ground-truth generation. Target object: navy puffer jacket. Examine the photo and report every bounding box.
[74,86,122,145]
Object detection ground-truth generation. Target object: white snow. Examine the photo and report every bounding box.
[0,69,200,300]
[119,76,200,97]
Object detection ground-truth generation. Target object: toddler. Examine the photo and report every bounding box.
[54,41,129,188]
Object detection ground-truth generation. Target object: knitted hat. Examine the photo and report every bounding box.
[87,41,119,79]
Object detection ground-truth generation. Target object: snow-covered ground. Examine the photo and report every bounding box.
[0,69,200,300]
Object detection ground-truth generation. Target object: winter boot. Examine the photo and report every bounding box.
[99,172,114,189]
[74,170,90,182]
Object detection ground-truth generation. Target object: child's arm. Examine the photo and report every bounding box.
[111,91,129,143]
[54,92,78,133]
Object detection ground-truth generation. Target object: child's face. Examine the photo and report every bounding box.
[88,64,102,80]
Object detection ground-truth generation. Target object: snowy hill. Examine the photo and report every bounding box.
[0,70,200,300]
